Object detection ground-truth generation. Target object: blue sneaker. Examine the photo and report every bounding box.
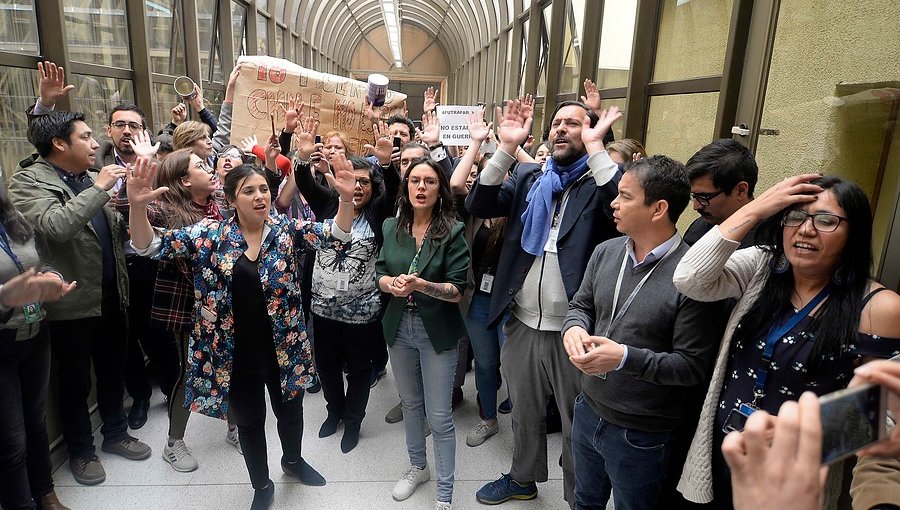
[476,473,537,504]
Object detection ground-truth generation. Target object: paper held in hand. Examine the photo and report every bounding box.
[436,105,479,145]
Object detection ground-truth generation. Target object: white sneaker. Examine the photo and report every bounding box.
[466,419,499,447]
[225,426,243,455]
[392,464,430,501]
[162,440,199,472]
[434,501,452,510]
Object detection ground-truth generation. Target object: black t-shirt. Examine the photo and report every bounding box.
[471,220,503,295]
[231,253,276,376]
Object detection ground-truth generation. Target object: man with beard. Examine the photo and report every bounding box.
[682,139,758,248]
[466,99,622,508]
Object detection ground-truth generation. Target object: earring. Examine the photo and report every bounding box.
[774,252,790,274]
[832,270,844,286]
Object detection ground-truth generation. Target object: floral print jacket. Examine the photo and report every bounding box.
[153,214,348,419]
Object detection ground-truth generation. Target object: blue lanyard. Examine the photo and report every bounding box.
[0,222,26,273]
[750,285,831,405]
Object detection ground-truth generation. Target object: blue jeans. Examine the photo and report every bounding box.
[572,394,671,510]
[390,309,458,503]
[464,293,501,419]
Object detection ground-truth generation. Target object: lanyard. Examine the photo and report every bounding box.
[407,232,428,274]
[0,222,26,273]
[603,238,681,337]
[749,285,831,405]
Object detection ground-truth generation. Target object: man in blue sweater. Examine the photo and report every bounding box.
[562,156,722,510]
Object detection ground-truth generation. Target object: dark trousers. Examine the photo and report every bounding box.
[371,324,388,372]
[313,314,375,428]
[229,359,305,490]
[572,394,672,510]
[0,328,53,510]
[124,256,162,401]
[48,290,128,457]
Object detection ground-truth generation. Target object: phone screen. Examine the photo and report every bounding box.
[393,136,402,150]
[315,135,322,144]
[820,383,885,464]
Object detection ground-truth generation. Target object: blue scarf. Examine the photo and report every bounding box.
[520,153,590,256]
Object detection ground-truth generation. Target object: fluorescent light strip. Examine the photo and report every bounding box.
[381,0,402,66]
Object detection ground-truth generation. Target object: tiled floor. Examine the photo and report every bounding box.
[53,365,567,510]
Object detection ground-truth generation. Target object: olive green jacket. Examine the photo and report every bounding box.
[9,157,129,320]
[376,218,469,353]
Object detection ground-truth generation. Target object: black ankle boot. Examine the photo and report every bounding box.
[340,425,360,453]
[281,458,326,486]
[318,414,341,438]
[250,480,274,510]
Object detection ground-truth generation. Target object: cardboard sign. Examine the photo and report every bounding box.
[436,105,479,145]
[231,55,407,155]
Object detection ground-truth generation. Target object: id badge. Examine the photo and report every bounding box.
[336,272,350,292]
[722,404,757,433]
[544,227,559,254]
[200,306,217,323]
[479,274,494,293]
[22,303,42,324]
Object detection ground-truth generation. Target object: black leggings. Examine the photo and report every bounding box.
[228,359,305,490]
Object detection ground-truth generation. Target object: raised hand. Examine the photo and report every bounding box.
[239,135,260,155]
[187,84,205,112]
[364,97,383,126]
[581,79,602,113]
[494,99,533,150]
[171,103,187,125]
[37,61,74,108]
[282,97,303,133]
[224,65,241,104]
[423,87,439,113]
[582,106,622,154]
[264,134,281,170]
[295,116,320,159]
[467,107,493,143]
[323,153,356,202]
[126,157,168,207]
[417,111,441,147]
[363,120,393,166]
[129,130,160,159]
[519,94,535,121]
[852,360,900,458]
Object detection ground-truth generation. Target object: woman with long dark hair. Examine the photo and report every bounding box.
[128,153,358,510]
[674,174,900,508]
[0,188,75,510]
[376,157,470,510]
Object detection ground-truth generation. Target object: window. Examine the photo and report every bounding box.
[232,1,247,56]
[258,15,269,55]
[70,74,136,139]
[559,0,585,94]
[198,0,224,83]
[0,66,38,183]
[653,0,734,82]
[65,0,131,69]
[0,1,39,55]
[596,0,637,89]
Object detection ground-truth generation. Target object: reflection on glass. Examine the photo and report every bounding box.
[0,66,39,184]
[559,0,584,95]
[653,0,733,82]
[64,0,131,68]
[536,7,550,96]
[147,0,186,76]
[258,15,269,55]
[276,0,286,18]
[0,0,40,55]
[645,92,719,165]
[232,1,247,56]
[275,27,284,59]
[596,0,636,89]
[151,82,181,134]
[197,0,224,83]
[69,74,136,141]
[518,24,527,96]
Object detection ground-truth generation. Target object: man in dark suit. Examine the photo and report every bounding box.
[467,99,622,508]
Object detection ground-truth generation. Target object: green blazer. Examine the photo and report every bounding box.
[376,218,470,353]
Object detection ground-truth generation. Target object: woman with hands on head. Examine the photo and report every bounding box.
[0,188,76,510]
[674,174,900,508]
[127,151,359,510]
[375,157,470,510]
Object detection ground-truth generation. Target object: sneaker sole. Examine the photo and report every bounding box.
[162,452,199,472]
[476,492,538,505]
[466,428,499,447]
[100,445,152,461]
[72,473,106,486]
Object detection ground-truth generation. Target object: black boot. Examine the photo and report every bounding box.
[340,424,360,454]
[281,458,326,486]
[318,414,341,438]
[250,480,274,510]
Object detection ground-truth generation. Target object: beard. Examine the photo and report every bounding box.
[551,143,586,166]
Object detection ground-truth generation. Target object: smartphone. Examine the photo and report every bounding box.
[819,383,888,464]
[393,136,402,150]
[270,113,276,136]
[315,135,322,144]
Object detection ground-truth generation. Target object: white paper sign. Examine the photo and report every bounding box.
[436,105,479,145]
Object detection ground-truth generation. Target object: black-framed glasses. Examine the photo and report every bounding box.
[355,178,372,188]
[110,121,143,131]
[781,209,848,232]
[690,190,725,206]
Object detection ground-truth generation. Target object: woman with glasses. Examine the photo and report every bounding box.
[292,119,398,453]
[673,174,900,509]
[376,157,469,510]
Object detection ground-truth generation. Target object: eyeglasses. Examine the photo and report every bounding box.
[110,121,143,131]
[355,178,372,188]
[408,177,438,188]
[690,190,725,207]
[782,209,848,233]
